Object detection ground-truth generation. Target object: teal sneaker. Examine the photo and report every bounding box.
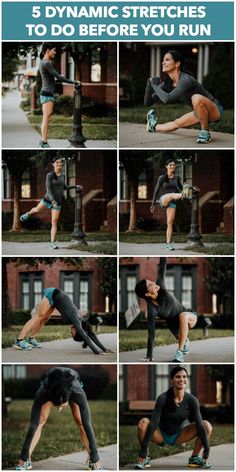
[147,109,158,132]
[182,338,190,355]
[88,461,103,470]
[16,459,32,470]
[165,242,174,251]
[13,340,32,351]
[26,338,42,348]
[20,212,30,222]
[49,241,58,249]
[182,183,192,200]
[188,456,212,468]
[197,130,211,144]
[39,140,50,148]
[134,456,151,469]
[172,349,184,363]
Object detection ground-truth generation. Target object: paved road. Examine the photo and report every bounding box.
[6,444,117,470]
[119,122,234,148]
[2,240,113,256]
[122,444,234,470]
[2,91,117,149]
[119,337,234,363]
[3,333,117,363]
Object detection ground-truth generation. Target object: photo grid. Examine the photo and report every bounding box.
[1,6,235,472]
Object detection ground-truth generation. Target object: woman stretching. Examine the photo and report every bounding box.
[38,43,79,148]
[15,367,102,471]
[20,157,82,250]
[150,158,189,251]
[13,287,108,355]
[145,50,223,144]
[135,257,198,363]
[134,366,212,469]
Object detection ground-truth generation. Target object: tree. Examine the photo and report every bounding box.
[63,43,107,81]
[98,258,117,313]
[204,258,234,314]
[207,365,234,406]
[2,43,40,82]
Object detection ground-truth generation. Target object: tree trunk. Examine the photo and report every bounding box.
[2,259,11,328]
[10,179,22,231]
[127,179,138,232]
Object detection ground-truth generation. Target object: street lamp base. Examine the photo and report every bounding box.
[71,237,88,245]
[187,239,204,247]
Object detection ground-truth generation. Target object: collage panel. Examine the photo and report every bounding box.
[119,364,234,470]
[119,257,234,363]
[2,41,117,149]
[2,257,117,363]
[119,42,234,149]
[2,363,117,470]
[2,150,117,256]
[119,150,234,256]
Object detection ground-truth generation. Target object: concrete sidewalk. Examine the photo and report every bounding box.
[2,240,115,256]
[122,444,234,470]
[119,337,234,363]
[119,242,234,256]
[3,333,117,363]
[6,444,117,470]
[119,122,234,148]
[2,91,117,149]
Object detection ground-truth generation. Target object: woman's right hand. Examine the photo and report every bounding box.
[150,205,155,214]
[52,200,58,208]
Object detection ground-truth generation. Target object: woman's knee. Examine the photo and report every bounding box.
[51,218,58,227]
[203,420,212,436]
[138,417,150,431]
[191,94,203,108]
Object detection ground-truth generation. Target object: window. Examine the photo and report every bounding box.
[68,52,75,81]
[175,161,192,185]
[3,365,26,379]
[21,169,31,198]
[20,273,44,309]
[152,365,192,397]
[120,165,128,200]
[138,170,148,199]
[2,166,10,199]
[61,272,92,311]
[91,48,101,82]
[119,266,138,312]
[161,264,196,309]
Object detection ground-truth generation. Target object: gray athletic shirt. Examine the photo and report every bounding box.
[151,72,219,108]
[152,175,183,206]
[44,172,76,205]
[39,59,75,95]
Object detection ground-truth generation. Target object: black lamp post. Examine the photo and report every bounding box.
[187,188,204,246]
[71,187,87,244]
[68,83,86,147]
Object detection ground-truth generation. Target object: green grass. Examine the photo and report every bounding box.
[183,243,234,255]
[119,232,233,244]
[119,329,234,352]
[27,114,117,140]
[69,242,117,255]
[2,231,117,243]
[3,399,116,468]
[3,325,117,348]
[119,105,234,134]
[119,424,233,466]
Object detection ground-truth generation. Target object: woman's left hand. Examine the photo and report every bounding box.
[76,184,83,193]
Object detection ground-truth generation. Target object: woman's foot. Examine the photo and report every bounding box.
[182,338,190,355]
[147,109,158,132]
[197,129,211,144]
[39,140,50,148]
[188,456,212,468]
[16,459,32,470]
[134,455,151,469]
[172,349,184,363]
[49,241,58,249]
[88,461,103,470]
[20,212,30,222]
[165,242,175,251]
[26,337,42,348]
[13,339,32,351]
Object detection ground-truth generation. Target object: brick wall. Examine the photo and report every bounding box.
[26,364,117,384]
[195,366,217,404]
[126,365,150,400]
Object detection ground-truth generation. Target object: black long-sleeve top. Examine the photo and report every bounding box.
[20,367,99,463]
[73,322,108,352]
[44,172,77,206]
[150,72,219,108]
[39,60,75,95]
[140,387,209,459]
[151,175,183,206]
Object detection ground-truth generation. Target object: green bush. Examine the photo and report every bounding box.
[20,97,31,112]
[10,310,31,325]
[2,212,13,231]
[203,44,233,109]
[211,314,234,329]
[53,94,73,116]
[101,383,117,400]
[200,405,233,424]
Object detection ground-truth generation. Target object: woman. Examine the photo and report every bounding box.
[38,43,79,148]
[150,159,189,251]
[15,367,102,471]
[71,322,114,353]
[134,366,212,470]
[145,50,223,144]
[20,157,82,250]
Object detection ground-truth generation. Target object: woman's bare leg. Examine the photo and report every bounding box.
[178,312,197,351]
[176,421,212,457]
[166,207,176,244]
[156,111,200,132]
[161,193,182,206]
[191,94,221,129]
[138,417,164,446]
[18,298,53,339]
[28,201,46,216]
[51,209,60,243]
[41,101,54,142]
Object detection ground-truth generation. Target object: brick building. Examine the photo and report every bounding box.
[120,150,234,234]
[119,257,233,314]
[2,151,117,233]
[119,364,232,406]
[6,257,115,313]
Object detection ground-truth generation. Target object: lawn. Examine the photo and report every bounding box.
[119,104,234,134]
[3,325,117,348]
[3,399,117,468]
[27,114,117,140]
[119,424,233,466]
[119,232,233,244]
[119,329,234,352]
[2,231,117,243]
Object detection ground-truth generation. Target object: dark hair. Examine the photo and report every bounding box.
[162,158,176,183]
[170,366,189,379]
[48,384,71,406]
[135,279,148,300]
[166,50,185,70]
[40,43,55,60]
[52,156,62,164]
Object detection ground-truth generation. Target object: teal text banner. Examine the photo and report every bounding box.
[2,2,234,41]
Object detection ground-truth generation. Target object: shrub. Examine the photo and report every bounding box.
[10,310,31,325]
[200,405,233,424]
[20,97,31,112]
[53,94,73,116]
[2,212,13,231]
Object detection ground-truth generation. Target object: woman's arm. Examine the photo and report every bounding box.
[19,391,47,461]
[151,74,193,104]
[157,257,167,285]
[190,396,210,459]
[44,61,77,85]
[72,318,101,355]
[139,395,166,457]
[45,173,55,202]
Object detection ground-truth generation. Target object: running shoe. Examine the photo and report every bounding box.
[20,212,30,222]
[182,338,190,355]
[88,461,103,470]
[196,130,211,144]
[188,456,212,468]
[39,140,50,148]
[134,456,151,469]
[172,349,184,363]
[49,241,58,249]
[182,183,192,200]
[26,338,42,348]
[165,243,175,251]
[13,339,32,351]
[16,459,32,471]
[147,109,158,132]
